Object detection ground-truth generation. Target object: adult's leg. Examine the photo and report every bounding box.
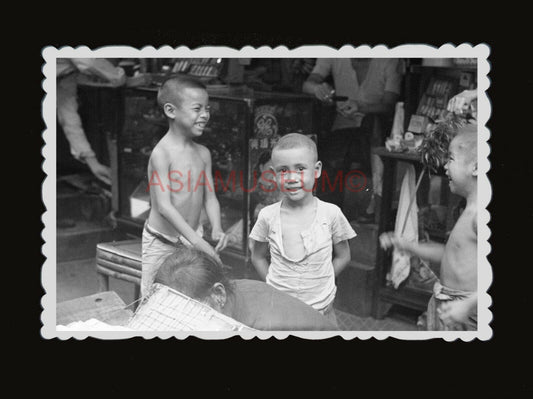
[358,116,389,223]
[317,128,356,209]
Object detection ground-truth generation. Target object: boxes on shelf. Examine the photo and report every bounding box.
[416,77,457,121]
[407,115,430,134]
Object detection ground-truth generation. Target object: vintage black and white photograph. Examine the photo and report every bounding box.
[41,44,491,339]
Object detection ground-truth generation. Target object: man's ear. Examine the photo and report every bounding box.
[210,282,227,309]
[163,103,176,119]
[314,160,322,179]
[472,161,478,177]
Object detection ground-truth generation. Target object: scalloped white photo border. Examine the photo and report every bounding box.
[41,43,492,341]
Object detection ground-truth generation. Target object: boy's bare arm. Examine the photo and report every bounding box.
[149,151,219,259]
[199,145,228,252]
[379,232,445,264]
[332,240,351,277]
[250,239,270,281]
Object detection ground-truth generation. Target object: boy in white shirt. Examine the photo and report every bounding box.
[249,133,356,326]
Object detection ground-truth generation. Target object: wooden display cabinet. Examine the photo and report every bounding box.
[371,148,465,319]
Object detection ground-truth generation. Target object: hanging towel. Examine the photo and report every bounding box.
[390,102,404,141]
[385,102,404,151]
[388,164,418,289]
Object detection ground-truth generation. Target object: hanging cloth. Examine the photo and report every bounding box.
[388,164,418,289]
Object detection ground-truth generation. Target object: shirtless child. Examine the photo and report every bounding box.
[380,125,478,330]
[141,76,228,296]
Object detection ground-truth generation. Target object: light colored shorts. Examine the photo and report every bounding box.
[141,223,203,297]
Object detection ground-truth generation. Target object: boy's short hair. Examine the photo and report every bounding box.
[157,75,207,109]
[154,247,233,300]
[272,133,318,162]
[453,124,477,164]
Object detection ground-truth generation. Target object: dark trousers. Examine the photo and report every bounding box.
[317,122,372,209]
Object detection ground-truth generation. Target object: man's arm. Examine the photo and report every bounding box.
[379,232,445,264]
[332,240,351,277]
[70,58,126,87]
[339,91,399,120]
[447,89,477,114]
[250,239,270,281]
[149,149,218,259]
[302,73,335,102]
[200,145,228,252]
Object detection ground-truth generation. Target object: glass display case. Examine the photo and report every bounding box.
[115,84,318,273]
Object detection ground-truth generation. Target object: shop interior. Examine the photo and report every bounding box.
[55,56,478,331]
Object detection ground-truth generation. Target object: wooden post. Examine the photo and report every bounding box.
[97,273,109,292]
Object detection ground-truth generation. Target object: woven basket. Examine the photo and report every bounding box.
[128,283,255,332]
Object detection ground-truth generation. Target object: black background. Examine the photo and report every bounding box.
[20,26,529,396]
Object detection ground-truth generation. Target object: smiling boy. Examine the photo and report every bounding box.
[141,76,228,297]
[380,124,478,330]
[249,133,356,326]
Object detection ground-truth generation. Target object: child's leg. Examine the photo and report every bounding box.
[141,227,176,297]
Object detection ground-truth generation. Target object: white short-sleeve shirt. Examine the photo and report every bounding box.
[249,198,356,312]
[311,58,404,130]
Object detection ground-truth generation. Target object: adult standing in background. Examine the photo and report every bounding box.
[303,58,405,222]
[57,58,127,185]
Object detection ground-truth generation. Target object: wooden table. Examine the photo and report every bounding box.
[57,291,133,327]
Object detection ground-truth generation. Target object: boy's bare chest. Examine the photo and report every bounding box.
[447,209,476,247]
[169,152,205,177]
[280,208,316,257]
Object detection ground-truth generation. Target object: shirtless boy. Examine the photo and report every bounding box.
[380,125,478,330]
[141,76,228,296]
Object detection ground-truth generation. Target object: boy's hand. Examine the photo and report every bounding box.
[212,229,229,253]
[194,238,222,263]
[379,232,413,253]
[438,298,474,327]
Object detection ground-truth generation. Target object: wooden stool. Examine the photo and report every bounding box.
[96,239,142,306]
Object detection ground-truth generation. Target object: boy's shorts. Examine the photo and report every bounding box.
[141,222,203,297]
[426,281,477,331]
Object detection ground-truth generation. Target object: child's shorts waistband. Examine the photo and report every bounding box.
[143,221,203,247]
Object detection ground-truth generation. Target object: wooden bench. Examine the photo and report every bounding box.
[96,239,142,305]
